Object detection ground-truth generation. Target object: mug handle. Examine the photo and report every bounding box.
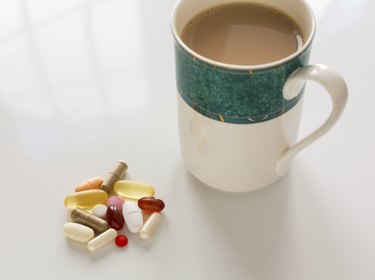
[276,64,348,176]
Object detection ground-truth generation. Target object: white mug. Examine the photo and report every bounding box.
[171,0,348,192]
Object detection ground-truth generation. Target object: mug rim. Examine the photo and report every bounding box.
[171,0,316,71]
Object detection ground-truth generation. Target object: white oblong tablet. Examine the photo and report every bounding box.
[63,222,94,243]
[122,201,143,233]
[87,228,117,252]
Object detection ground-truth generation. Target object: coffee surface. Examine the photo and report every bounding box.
[181,3,304,65]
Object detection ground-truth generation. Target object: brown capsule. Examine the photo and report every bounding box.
[71,208,109,234]
[138,196,165,213]
[106,205,125,231]
[75,176,103,192]
[100,160,128,194]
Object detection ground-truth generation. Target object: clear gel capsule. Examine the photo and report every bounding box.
[138,196,165,213]
[114,180,155,200]
[75,176,103,192]
[63,222,94,243]
[71,208,109,234]
[87,228,117,252]
[122,201,143,233]
[64,189,108,209]
[139,213,161,240]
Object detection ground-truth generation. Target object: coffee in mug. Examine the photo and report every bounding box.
[181,3,304,65]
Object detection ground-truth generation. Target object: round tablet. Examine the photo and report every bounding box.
[115,235,128,247]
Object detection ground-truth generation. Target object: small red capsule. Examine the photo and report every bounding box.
[115,235,128,247]
[138,196,165,213]
[106,205,124,230]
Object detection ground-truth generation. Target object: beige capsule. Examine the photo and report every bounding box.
[139,213,161,240]
[87,228,117,252]
[63,222,94,243]
[71,208,109,234]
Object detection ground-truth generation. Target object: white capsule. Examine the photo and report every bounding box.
[122,201,143,233]
[139,213,161,240]
[63,222,94,243]
[87,228,117,252]
[92,204,107,219]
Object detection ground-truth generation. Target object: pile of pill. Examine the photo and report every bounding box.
[63,160,165,252]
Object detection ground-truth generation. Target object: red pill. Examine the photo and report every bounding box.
[106,205,125,230]
[138,196,165,213]
[115,235,128,247]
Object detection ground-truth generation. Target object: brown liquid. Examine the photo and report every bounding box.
[181,3,304,66]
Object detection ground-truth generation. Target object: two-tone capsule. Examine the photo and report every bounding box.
[100,160,128,194]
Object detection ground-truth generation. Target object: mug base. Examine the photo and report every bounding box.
[177,94,302,192]
[182,158,286,193]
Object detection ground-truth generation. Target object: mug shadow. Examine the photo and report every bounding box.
[181,162,291,261]
[174,159,351,279]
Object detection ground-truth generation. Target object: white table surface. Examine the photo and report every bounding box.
[0,0,374,279]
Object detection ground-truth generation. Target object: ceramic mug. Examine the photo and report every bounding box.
[171,0,348,192]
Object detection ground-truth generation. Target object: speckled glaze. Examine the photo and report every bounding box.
[171,0,348,192]
[175,43,312,124]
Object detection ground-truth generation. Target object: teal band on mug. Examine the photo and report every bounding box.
[174,39,312,124]
[171,0,348,191]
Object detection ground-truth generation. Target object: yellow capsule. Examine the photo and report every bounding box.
[114,180,155,200]
[64,189,108,209]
